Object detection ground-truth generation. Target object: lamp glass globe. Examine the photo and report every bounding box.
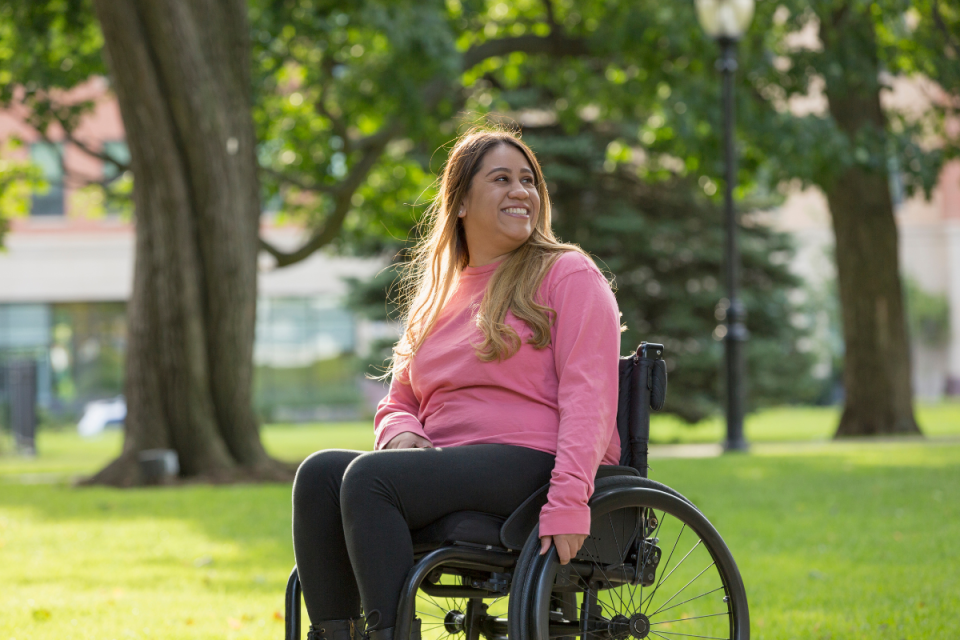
[696,0,755,39]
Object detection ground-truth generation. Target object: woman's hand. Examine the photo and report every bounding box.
[384,432,433,450]
[539,534,588,565]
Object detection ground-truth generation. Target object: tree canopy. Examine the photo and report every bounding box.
[3,0,958,434]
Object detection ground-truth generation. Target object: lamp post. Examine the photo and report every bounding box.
[695,0,754,452]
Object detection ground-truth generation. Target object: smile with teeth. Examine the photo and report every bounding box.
[502,207,530,218]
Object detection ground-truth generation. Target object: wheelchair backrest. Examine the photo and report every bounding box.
[615,342,667,477]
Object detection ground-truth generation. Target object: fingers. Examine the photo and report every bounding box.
[539,536,552,556]
[543,537,573,564]
[555,535,587,565]
[385,433,433,449]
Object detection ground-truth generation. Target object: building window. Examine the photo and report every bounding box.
[253,296,362,421]
[0,304,53,414]
[102,140,132,215]
[29,142,65,216]
[102,140,130,182]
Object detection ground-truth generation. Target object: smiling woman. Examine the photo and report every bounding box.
[290,126,623,640]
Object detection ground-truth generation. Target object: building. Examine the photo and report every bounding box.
[0,79,391,425]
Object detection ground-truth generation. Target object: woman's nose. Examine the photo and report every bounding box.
[509,183,529,198]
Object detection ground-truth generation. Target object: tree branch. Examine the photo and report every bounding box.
[49,108,131,173]
[261,167,337,194]
[260,27,590,268]
[542,0,558,30]
[260,119,403,267]
[462,33,589,70]
[932,0,960,61]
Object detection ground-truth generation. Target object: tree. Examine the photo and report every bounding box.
[84,0,284,483]
[1,0,285,484]
[816,3,917,435]
[740,0,956,435]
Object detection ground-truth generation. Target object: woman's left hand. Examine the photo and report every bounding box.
[539,534,588,565]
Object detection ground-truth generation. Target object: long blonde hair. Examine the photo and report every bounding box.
[390,126,587,379]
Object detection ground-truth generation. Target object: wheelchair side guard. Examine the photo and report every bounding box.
[499,465,641,550]
[574,475,695,566]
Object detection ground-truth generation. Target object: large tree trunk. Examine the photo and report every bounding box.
[85,0,291,485]
[819,4,921,437]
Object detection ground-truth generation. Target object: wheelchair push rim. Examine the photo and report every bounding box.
[529,487,749,640]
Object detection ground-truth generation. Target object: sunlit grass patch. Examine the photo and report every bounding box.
[0,482,297,640]
[1,439,958,639]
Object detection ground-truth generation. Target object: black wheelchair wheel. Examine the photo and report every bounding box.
[527,487,749,640]
[415,572,510,640]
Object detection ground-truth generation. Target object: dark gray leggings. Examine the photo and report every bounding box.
[292,444,556,629]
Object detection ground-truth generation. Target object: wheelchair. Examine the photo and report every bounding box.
[284,343,749,640]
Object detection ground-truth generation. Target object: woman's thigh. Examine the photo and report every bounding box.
[340,444,555,529]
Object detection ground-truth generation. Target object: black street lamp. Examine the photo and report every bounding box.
[695,0,754,452]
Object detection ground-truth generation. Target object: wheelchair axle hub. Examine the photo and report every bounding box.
[628,613,651,639]
[599,613,649,640]
[443,610,465,634]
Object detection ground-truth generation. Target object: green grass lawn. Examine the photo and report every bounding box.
[1,406,959,639]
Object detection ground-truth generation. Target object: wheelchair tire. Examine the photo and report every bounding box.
[524,486,749,640]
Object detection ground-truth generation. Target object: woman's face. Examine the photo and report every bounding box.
[460,143,541,266]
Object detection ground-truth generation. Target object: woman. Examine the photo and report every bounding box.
[292,127,622,640]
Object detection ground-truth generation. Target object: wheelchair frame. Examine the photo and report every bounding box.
[284,343,749,640]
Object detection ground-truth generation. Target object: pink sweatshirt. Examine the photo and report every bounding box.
[374,251,622,536]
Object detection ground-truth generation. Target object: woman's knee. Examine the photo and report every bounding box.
[293,449,360,511]
[339,451,394,516]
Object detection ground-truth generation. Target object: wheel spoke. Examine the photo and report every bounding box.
[416,585,470,640]
[645,561,715,616]
[645,631,729,640]
[588,538,631,613]
[649,586,725,618]
[642,519,684,606]
[642,538,701,611]
[650,612,729,625]
[415,611,447,620]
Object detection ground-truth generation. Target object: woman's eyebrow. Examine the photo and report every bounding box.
[484,166,534,176]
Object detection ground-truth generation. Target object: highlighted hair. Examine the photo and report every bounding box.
[389,125,586,380]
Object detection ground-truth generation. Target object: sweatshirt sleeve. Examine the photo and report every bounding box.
[374,369,431,450]
[539,267,621,537]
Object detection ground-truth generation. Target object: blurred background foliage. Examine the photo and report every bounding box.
[2,0,958,422]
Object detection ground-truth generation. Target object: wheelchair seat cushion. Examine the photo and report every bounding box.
[411,510,506,553]
[408,466,645,554]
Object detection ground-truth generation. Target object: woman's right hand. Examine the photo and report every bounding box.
[384,432,433,449]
